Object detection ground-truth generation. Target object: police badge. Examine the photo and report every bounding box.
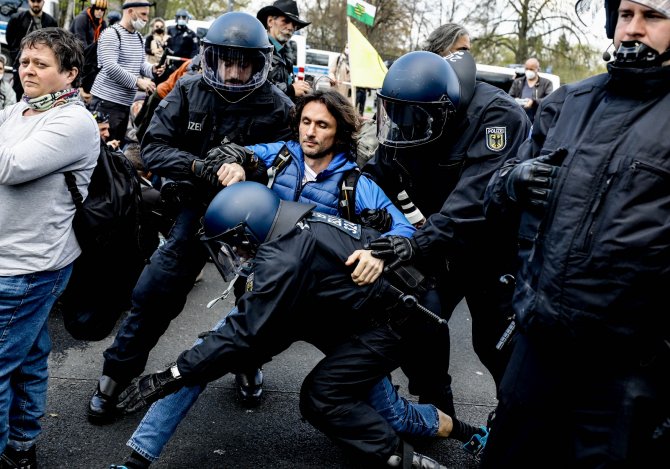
[486,127,507,151]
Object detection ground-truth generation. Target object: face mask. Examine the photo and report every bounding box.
[177,19,187,27]
[525,70,537,80]
[154,27,164,34]
[131,16,147,31]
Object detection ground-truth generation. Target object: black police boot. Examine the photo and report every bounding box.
[0,444,37,469]
[88,375,122,424]
[235,368,263,407]
[386,441,446,469]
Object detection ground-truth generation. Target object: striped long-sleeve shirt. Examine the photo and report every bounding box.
[90,24,154,106]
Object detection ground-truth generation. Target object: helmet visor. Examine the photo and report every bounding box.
[204,229,256,282]
[202,44,271,92]
[376,96,452,147]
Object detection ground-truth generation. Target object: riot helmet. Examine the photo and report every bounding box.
[201,12,273,92]
[201,182,314,280]
[376,51,461,147]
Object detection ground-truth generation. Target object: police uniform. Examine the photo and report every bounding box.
[100,74,293,385]
[175,212,442,465]
[166,24,199,59]
[364,81,531,390]
[481,57,670,467]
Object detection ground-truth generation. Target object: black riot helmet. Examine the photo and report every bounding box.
[376,51,466,148]
[200,12,273,92]
[202,181,316,245]
[201,182,314,280]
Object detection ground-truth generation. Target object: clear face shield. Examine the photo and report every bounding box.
[201,44,272,92]
[376,95,454,147]
[203,224,258,282]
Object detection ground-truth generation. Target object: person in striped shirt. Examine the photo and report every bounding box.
[89,0,164,145]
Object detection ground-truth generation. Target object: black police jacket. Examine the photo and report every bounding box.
[175,216,396,384]
[486,65,670,351]
[166,25,199,59]
[266,40,296,99]
[363,82,530,277]
[141,75,293,190]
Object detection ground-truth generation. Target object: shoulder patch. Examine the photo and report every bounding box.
[308,212,361,240]
[485,126,507,152]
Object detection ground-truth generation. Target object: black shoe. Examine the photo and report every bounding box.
[0,445,37,469]
[110,450,151,469]
[88,375,122,424]
[235,368,263,407]
[386,441,446,469]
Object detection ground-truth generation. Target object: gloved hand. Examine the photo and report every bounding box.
[205,141,256,167]
[192,142,257,187]
[366,235,418,270]
[504,148,567,210]
[359,208,392,233]
[116,364,183,414]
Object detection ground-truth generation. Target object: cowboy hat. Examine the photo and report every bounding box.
[257,0,310,30]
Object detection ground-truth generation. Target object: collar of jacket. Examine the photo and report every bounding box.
[607,63,670,97]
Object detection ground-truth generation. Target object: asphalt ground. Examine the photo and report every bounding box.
[41,261,498,468]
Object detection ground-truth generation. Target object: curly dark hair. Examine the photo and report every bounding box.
[19,28,85,88]
[291,89,360,160]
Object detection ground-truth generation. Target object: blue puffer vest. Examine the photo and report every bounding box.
[249,141,357,216]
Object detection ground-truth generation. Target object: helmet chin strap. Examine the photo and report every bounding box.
[614,41,670,68]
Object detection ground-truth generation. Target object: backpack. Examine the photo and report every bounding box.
[58,142,147,341]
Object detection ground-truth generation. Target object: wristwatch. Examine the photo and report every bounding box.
[169,363,182,380]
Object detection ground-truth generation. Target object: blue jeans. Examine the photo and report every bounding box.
[367,376,438,437]
[0,264,73,453]
[127,309,439,461]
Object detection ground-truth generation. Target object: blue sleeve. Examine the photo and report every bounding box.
[355,176,415,237]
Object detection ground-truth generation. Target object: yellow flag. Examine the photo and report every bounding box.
[347,18,387,89]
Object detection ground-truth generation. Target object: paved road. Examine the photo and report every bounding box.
[41,262,498,468]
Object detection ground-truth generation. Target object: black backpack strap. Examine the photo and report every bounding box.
[266,144,292,188]
[338,167,361,222]
[64,171,84,210]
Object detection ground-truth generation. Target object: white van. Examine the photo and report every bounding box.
[475,63,561,93]
[0,0,59,68]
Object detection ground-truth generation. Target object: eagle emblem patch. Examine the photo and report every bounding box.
[486,127,507,151]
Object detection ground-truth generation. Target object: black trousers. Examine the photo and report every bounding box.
[300,321,417,465]
[481,332,667,468]
[102,205,209,383]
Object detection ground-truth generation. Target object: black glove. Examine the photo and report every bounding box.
[504,148,567,210]
[116,364,183,414]
[205,141,256,167]
[192,142,258,187]
[366,235,418,270]
[359,208,392,233]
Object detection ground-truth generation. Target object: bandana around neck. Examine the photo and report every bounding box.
[23,88,80,112]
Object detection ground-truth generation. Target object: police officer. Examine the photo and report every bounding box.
[166,8,198,60]
[364,51,531,412]
[480,0,670,466]
[113,182,485,469]
[86,12,294,424]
